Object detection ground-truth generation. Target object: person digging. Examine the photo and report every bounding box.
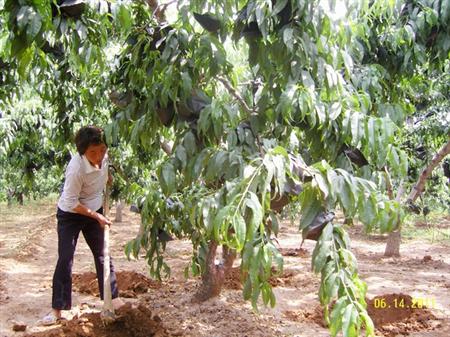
[41,126,124,326]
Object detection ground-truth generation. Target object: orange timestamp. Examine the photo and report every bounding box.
[373,297,436,309]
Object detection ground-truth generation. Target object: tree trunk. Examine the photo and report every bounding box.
[17,192,24,205]
[385,230,401,257]
[193,241,236,302]
[384,178,404,257]
[7,188,13,206]
[115,199,124,222]
[103,185,110,216]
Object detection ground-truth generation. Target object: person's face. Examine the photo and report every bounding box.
[84,143,107,166]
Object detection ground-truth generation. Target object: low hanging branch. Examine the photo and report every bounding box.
[217,76,254,115]
[217,76,265,156]
[407,138,450,204]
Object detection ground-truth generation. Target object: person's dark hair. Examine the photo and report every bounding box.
[75,126,106,155]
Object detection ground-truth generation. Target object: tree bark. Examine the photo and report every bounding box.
[193,241,236,302]
[385,230,401,257]
[17,192,24,205]
[384,179,404,257]
[407,139,450,203]
[115,199,124,222]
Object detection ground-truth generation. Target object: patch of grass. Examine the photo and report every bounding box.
[402,212,450,246]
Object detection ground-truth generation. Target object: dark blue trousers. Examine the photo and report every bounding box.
[52,207,119,310]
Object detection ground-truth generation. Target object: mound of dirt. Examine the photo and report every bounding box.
[283,306,326,327]
[224,267,243,290]
[367,293,439,336]
[283,293,439,337]
[24,303,166,337]
[223,267,296,290]
[73,271,161,298]
[268,269,296,287]
[279,247,309,257]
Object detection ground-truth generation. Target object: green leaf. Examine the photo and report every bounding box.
[245,192,263,240]
[118,4,133,32]
[27,11,42,40]
[273,0,288,15]
[18,47,33,79]
[175,145,187,169]
[326,169,339,200]
[312,172,329,199]
[299,186,322,229]
[159,162,176,196]
[213,206,230,242]
[351,113,361,145]
[283,27,294,51]
[243,276,252,300]
[360,312,375,336]
[269,212,280,236]
[342,303,358,337]
[181,71,192,95]
[301,70,315,90]
[312,240,332,273]
[367,117,376,151]
[323,271,339,302]
[330,297,347,336]
[329,102,342,121]
[16,6,31,31]
[183,131,197,156]
[358,193,377,228]
[233,213,246,250]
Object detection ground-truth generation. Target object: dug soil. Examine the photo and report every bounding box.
[0,205,449,337]
[24,304,166,337]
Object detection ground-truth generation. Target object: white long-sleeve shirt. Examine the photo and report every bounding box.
[57,153,108,212]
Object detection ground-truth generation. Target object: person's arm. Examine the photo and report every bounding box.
[73,204,112,227]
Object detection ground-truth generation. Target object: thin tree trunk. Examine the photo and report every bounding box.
[103,185,110,216]
[17,192,24,205]
[193,241,236,302]
[384,181,404,257]
[222,245,237,271]
[114,199,124,222]
[385,230,401,257]
[407,139,450,203]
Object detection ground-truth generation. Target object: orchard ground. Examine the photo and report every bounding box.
[0,198,449,337]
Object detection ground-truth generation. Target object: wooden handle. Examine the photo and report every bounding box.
[102,224,113,313]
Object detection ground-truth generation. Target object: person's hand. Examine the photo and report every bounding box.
[96,213,112,228]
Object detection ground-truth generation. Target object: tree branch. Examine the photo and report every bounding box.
[217,76,265,156]
[217,76,254,115]
[407,138,450,203]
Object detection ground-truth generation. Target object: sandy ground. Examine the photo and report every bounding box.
[0,204,449,337]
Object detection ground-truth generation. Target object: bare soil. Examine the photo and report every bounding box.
[0,204,449,337]
[73,271,161,298]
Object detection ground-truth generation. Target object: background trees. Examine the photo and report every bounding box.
[1,1,449,336]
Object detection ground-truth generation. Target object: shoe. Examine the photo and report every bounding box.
[39,312,60,326]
